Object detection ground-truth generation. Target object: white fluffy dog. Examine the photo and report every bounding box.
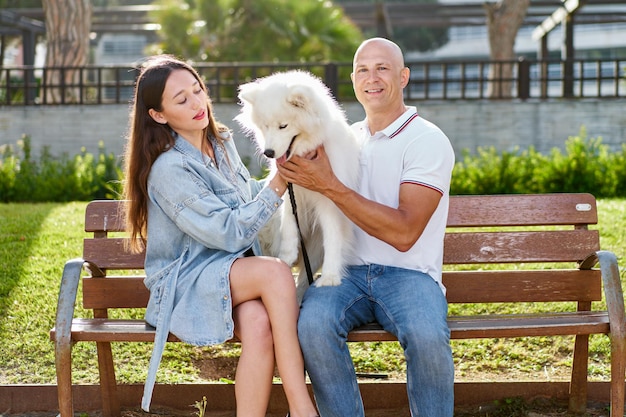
[236,70,360,297]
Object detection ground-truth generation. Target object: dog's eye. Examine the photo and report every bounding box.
[279,124,287,130]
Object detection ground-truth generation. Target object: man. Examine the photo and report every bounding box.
[278,37,455,417]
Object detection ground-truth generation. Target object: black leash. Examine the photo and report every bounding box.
[287,182,315,285]
[285,183,315,417]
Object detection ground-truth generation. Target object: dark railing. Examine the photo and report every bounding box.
[1,58,624,106]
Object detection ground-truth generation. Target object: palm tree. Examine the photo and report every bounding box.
[151,0,362,63]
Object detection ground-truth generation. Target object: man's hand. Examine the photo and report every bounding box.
[277,145,337,195]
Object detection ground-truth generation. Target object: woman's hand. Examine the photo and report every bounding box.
[268,172,288,197]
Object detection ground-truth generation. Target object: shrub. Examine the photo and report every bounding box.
[1,128,625,202]
[603,142,626,198]
[451,146,546,195]
[537,128,616,197]
[451,128,625,197]
[0,135,122,202]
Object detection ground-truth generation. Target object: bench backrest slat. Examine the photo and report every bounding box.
[83,276,149,309]
[85,200,126,232]
[80,193,603,310]
[446,193,597,227]
[83,230,600,270]
[84,193,598,231]
[443,270,601,303]
[444,229,600,264]
[81,268,602,309]
[83,238,145,270]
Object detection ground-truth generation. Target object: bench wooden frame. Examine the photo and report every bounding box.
[51,193,626,417]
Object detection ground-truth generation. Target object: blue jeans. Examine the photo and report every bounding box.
[298,264,454,417]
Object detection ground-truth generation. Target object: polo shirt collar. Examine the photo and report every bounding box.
[384,106,419,139]
[366,106,419,140]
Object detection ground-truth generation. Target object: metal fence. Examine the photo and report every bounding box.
[1,57,624,105]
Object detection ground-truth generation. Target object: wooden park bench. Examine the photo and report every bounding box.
[50,193,626,417]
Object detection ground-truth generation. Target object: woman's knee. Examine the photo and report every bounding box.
[264,257,297,290]
[234,301,273,347]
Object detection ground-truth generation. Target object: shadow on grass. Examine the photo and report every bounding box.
[0,203,57,318]
[0,202,88,384]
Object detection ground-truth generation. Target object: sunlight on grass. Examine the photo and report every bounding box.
[0,199,624,385]
[0,202,85,383]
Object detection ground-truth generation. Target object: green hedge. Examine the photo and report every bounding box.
[1,128,625,202]
[0,135,122,202]
[451,127,626,197]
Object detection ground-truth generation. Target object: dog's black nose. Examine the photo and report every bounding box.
[264,149,275,158]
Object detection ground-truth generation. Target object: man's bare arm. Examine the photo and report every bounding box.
[277,146,441,251]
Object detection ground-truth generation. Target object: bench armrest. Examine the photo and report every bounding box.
[53,258,86,345]
[582,251,626,342]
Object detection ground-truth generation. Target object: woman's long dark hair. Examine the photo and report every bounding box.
[122,55,228,252]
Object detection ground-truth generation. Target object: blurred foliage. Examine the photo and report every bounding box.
[0,0,41,7]
[149,0,364,63]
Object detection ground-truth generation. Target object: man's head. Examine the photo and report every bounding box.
[351,38,410,119]
[353,37,405,69]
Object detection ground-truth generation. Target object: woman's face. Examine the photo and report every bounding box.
[148,69,209,141]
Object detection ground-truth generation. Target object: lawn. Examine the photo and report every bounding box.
[0,199,625,386]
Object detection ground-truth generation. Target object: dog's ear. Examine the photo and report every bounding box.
[287,85,313,110]
[238,83,259,105]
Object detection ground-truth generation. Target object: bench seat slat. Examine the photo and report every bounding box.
[51,312,610,344]
[447,311,610,339]
[53,319,181,343]
[349,311,610,341]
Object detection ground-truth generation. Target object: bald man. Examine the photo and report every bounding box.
[278,38,455,417]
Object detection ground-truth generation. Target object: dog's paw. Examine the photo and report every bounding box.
[279,247,299,266]
[314,273,342,287]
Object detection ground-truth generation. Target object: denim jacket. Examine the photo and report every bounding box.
[141,132,282,411]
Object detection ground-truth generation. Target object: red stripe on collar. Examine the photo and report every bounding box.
[389,111,419,139]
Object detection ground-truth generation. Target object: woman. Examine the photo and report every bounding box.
[123,55,318,417]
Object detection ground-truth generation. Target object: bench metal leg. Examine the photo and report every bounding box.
[596,251,626,417]
[55,339,74,417]
[609,334,626,417]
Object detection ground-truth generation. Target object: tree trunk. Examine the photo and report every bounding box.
[42,0,92,103]
[484,0,530,98]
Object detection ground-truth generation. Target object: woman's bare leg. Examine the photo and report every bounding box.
[230,256,318,417]
[233,300,274,417]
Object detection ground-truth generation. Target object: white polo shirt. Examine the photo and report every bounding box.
[347,106,455,291]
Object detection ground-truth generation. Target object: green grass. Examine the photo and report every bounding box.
[0,200,625,385]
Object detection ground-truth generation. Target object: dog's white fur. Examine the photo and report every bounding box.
[236,70,360,298]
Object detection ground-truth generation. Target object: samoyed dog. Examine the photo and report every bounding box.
[236,70,360,297]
